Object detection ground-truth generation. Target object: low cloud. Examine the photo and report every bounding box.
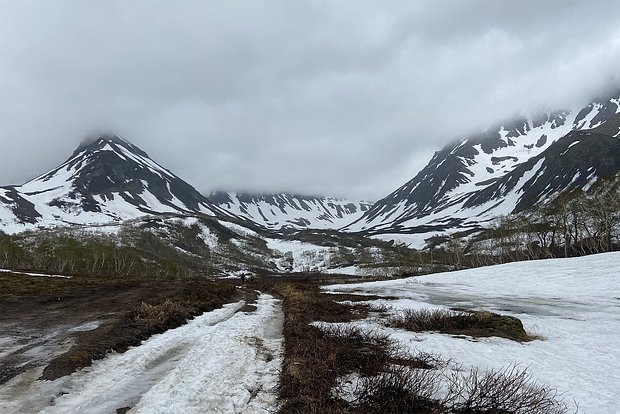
[1,0,619,199]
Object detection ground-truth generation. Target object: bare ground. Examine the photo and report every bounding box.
[0,272,238,384]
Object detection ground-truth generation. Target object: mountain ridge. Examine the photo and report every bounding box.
[2,89,620,244]
[208,191,372,231]
[345,89,620,239]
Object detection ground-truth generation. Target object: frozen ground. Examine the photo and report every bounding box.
[0,294,283,414]
[325,253,620,413]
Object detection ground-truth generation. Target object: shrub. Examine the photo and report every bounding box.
[344,364,569,414]
[388,308,537,342]
[443,365,570,414]
[132,299,190,331]
[274,282,442,413]
[272,282,568,413]
[353,366,442,414]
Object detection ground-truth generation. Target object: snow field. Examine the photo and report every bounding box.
[325,253,620,413]
[266,238,333,272]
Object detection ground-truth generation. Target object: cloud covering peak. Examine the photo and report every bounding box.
[1,0,619,198]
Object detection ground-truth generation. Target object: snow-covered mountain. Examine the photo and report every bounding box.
[346,89,620,237]
[0,135,238,233]
[3,89,619,241]
[208,191,372,231]
[0,134,370,235]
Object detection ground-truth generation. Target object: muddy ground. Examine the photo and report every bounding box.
[0,271,239,384]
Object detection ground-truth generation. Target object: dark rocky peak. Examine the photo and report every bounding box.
[20,132,214,215]
[573,88,620,129]
[73,134,149,159]
[27,134,167,187]
[590,112,620,137]
[463,126,620,214]
[531,110,569,129]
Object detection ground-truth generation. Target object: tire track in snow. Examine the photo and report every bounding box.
[0,293,283,414]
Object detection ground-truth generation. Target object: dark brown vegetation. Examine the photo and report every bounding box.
[0,272,237,382]
[265,279,568,414]
[350,364,444,414]
[443,365,568,414]
[268,281,437,413]
[387,308,539,342]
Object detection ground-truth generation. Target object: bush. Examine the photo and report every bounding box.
[132,299,190,331]
[353,366,442,413]
[340,364,569,414]
[443,365,569,414]
[273,282,442,413]
[388,308,537,342]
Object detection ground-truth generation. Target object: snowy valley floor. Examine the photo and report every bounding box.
[0,293,283,414]
[0,253,618,413]
[325,252,620,413]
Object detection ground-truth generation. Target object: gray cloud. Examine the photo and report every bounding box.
[1,0,619,200]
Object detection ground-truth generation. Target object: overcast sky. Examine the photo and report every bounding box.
[1,1,619,200]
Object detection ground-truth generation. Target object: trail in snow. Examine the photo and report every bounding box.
[0,293,283,414]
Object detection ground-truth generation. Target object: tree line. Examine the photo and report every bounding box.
[456,173,620,268]
[0,227,196,278]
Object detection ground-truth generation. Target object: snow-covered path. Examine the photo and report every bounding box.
[0,293,283,414]
[326,253,620,413]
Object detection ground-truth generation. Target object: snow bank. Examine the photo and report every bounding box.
[326,253,620,413]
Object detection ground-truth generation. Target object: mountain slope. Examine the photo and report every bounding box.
[0,135,237,233]
[209,191,372,231]
[346,90,620,236]
[0,187,41,225]
[464,119,620,213]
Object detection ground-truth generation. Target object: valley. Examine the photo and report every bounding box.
[0,89,619,413]
[1,253,618,413]
[3,1,620,412]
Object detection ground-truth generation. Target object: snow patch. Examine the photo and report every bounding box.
[325,253,620,413]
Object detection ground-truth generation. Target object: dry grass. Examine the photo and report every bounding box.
[266,279,567,413]
[387,308,538,342]
[269,281,441,413]
[132,299,190,330]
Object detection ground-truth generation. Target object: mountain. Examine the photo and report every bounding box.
[0,134,370,236]
[3,89,619,243]
[345,89,620,237]
[208,191,372,231]
[0,135,238,233]
[0,135,392,277]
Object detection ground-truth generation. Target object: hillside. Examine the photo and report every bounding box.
[346,90,620,241]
